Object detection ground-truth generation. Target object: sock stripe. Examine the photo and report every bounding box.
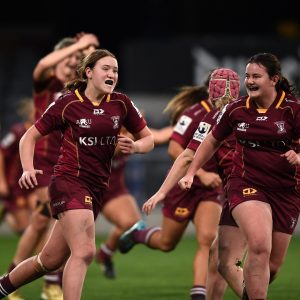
[43,274,60,282]
[0,283,9,296]
[101,244,114,256]
[145,227,161,244]
[190,287,206,295]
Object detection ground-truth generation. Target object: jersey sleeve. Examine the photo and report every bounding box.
[293,107,300,140]
[171,114,194,147]
[187,120,213,152]
[211,104,233,141]
[35,98,66,136]
[123,96,147,134]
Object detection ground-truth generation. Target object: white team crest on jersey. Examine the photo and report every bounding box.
[111,116,120,129]
[290,217,297,229]
[193,122,211,142]
[174,115,192,135]
[76,119,92,128]
[274,121,286,134]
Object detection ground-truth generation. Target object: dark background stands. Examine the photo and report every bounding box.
[1,0,300,202]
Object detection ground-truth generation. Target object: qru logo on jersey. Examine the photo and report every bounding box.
[290,217,297,229]
[76,118,92,128]
[274,121,286,134]
[111,116,120,129]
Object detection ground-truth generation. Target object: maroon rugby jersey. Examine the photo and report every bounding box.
[0,123,29,187]
[107,152,129,189]
[101,151,131,205]
[212,90,300,190]
[171,100,212,148]
[35,89,146,188]
[171,100,219,187]
[33,76,63,163]
[187,108,236,186]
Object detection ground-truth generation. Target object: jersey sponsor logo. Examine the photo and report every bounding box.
[242,188,257,196]
[76,118,92,128]
[175,207,190,217]
[85,196,93,205]
[174,115,192,135]
[274,121,286,134]
[111,116,120,129]
[79,136,117,146]
[237,122,249,132]
[216,104,228,124]
[256,116,268,121]
[193,122,211,142]
[93,108,105,115]
[238,139,287,151]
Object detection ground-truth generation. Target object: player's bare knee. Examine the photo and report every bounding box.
[33,253,51,274]
[160,241,176,252]
[77,245,96,265]
[250,244,271,260]
[36,252,65,272]
[198,234,217,249]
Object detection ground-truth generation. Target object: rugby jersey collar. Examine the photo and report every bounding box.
[245,90,285,112]
[75,89,111,106]
[200,99,212,112]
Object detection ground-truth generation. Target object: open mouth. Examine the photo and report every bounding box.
[247,86,259,91]
[105,79,114,85]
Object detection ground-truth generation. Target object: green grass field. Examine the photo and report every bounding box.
[0,234,300,299]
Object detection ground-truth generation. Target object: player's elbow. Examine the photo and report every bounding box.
[180,150,194,166]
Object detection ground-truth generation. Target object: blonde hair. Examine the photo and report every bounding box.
[17,98,34,121]
[54,37,76,51]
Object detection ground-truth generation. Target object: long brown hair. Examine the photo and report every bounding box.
[247,53,297,96]
[65,49,116,92]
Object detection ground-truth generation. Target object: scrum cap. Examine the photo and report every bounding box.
[209,68,240,102]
